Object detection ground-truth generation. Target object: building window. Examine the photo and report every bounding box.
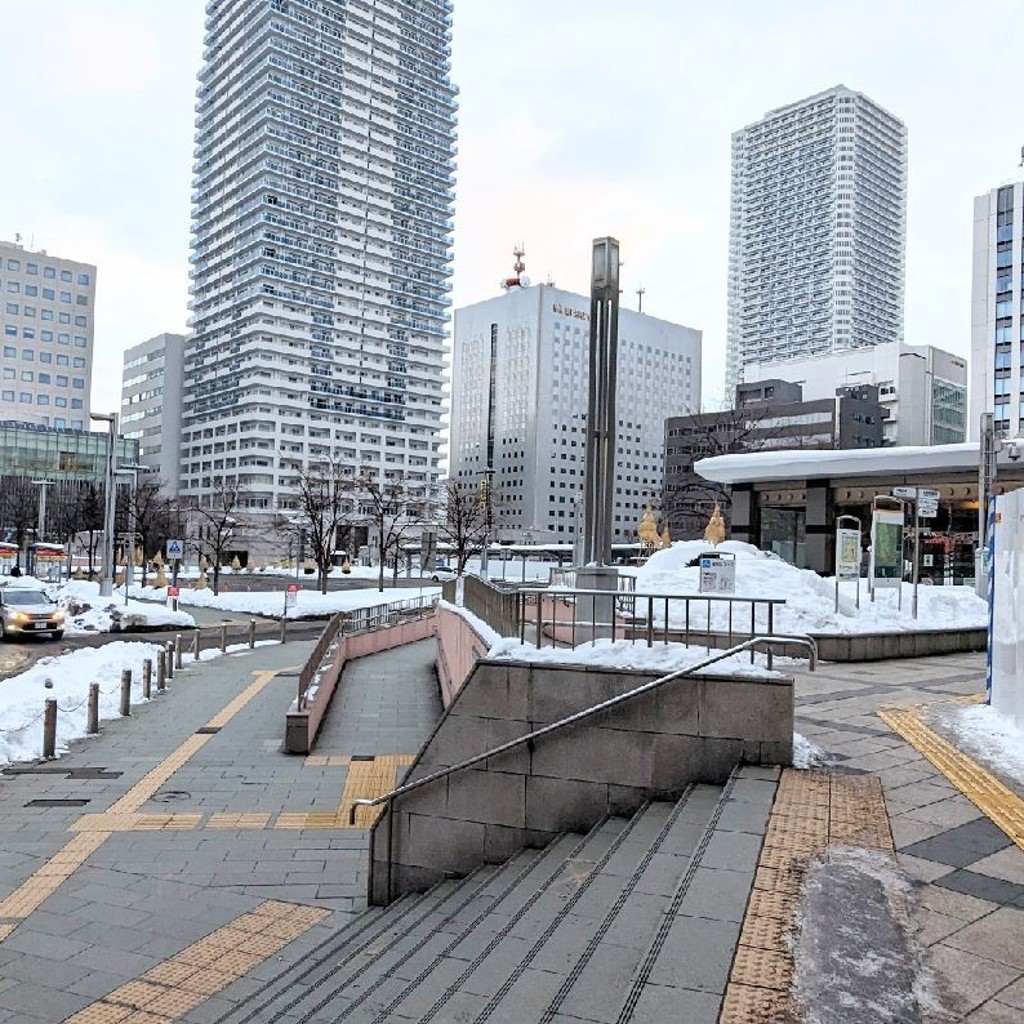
[77,272,90,286]
[60,270,72,282]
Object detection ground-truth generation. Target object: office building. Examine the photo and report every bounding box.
[726,85,907,390]
[449,280,702,544]
[181,0,457,513]
[664,381,884,538]
[0,239,97,429]
[971,181,1024,438]
[120,333,186,493]
[741,342,967,446]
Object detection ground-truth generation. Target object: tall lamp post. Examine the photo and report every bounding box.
[90,412,118,597]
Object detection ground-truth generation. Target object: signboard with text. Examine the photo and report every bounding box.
[870,508,904,588]
[698,552,736,594]
[836,528,861,580]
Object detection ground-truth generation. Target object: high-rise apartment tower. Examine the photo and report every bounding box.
[181,0,457,511]
[727,85,907,391]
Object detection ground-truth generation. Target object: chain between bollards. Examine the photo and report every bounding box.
[142,659,152,700]
[87,683,99,734]
[43,698,57,759]
[120,669,132,717]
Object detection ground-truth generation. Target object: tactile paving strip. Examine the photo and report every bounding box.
[878,703,1024,849]
[61,899,329,1024]
[719,769,894,1024]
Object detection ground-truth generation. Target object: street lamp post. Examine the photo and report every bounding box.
[90,412,118,597]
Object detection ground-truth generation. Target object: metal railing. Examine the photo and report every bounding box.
[547,568,637,591]
[516,588,786,664]
[352,633,816,902]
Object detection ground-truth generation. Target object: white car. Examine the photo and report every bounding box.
[422,565,458,582]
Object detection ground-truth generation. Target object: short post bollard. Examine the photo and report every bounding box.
[157,651,166,692]
[220,623,227,654]
[279,618,287,644]
[174,634,183,670]
[43,698,57,759]
[87,683,100,734]
[248,618,256,649]
[193,628,202,660]
[142,659,152,700]
[166,641,175,679]
[120,669,132,717]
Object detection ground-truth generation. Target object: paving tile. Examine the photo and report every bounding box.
[942,907,1024,970]
[969,847,1024,886]
[629,981,721,1022]
[964,1001,1024,1023]
[648,914,740,994]
[934,870,1024,908]
[903,818,1014,869]
[911,907,971,947]
[927,944,1021,1017]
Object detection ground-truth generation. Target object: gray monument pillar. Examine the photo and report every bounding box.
[577,238,621,635]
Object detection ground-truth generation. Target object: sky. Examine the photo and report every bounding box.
[0,0,1021,418]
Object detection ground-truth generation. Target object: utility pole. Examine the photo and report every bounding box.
[89,412,118,597]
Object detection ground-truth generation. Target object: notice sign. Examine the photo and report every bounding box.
[836,528,861,581]
[286,583,299,608]
[871,508,904,588]
[698,552,736,594]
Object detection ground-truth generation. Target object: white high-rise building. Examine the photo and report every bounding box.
[181,0,456,512]
[120,333,186,493]
[726,85,907,391]
[449,281,702,544]
[0,239,97,429]
[970,181,1023,438]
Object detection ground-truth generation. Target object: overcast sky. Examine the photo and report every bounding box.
[0,1,1020,417]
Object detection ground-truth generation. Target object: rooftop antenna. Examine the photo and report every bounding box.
[500,243,530,291]
[636,285,646,313]
[14,232,21,244]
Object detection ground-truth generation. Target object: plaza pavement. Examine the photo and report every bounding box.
[0,631,1020,1021]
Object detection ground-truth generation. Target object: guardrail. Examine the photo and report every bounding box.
[515,588,786,666]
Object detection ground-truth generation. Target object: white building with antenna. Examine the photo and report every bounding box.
[448,249,702,544]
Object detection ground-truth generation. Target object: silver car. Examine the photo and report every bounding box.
[0,586,65,640]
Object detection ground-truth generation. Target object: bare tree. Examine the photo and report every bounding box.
[0,477,38,571]
[353,473,423,593]
[125,479,174,586]
[435,479,498,575]
[190,483,243,596]
[293,462,356,594]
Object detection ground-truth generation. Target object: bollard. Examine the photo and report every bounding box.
[43,699,57,759]
[220,622,227,654]
[175,634,183,670]
[193,628,202,661]
[166,641,175,679]
[279,618,287,644]
[120,669,132,717]
[142,659,152,700]
[87,683,99,734]
[157,651,166,692]
[248,618,256,650]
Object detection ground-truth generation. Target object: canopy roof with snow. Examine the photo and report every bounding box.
[695,442,980,485]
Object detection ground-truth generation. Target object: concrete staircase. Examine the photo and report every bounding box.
[209,767,776,1024]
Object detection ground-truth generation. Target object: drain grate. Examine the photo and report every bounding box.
[350,754,376,761]
[3,766,122,779]
[25,799,90,808]
[196,726,221,735]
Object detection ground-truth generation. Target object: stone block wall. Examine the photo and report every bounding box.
[368,658,793,903]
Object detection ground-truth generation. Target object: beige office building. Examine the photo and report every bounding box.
[0,238,97,429]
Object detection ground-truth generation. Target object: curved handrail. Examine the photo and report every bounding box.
[348,633,817,825]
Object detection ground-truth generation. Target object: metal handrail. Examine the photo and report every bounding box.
[348,633,817,825]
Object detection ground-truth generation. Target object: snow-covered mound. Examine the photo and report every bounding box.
[55,580,195,634]
[623,541,987,636]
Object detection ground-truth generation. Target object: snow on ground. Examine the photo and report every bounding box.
[626,541,987,636]
[793,732,828,769]
[57,580,195,634]
[930,702,1024,791]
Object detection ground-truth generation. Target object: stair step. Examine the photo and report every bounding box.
[614,768,777,1024]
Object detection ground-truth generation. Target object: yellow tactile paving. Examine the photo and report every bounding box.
[0,670,281,947]
[62,898,329,1024]
[879,703,1024,850]
[719,769,894,1024]
[206,812,272,830]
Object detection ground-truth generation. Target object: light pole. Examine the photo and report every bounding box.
[479,468,494,579]
[90,412,118,597]
[30,479,55,543]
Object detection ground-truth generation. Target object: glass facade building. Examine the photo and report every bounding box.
[181,0,457,511]
[727,85,908,392]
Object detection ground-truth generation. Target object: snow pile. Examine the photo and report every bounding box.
[0,642,167,763]
[793,732,827,769]
[56,580,195,634]
[625,541,987,636]
[930,702,1024,790]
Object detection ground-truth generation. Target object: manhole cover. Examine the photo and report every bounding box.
[152,790,192,803]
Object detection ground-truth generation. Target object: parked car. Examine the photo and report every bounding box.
[419,564,458,582]
[0,585,65,640]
